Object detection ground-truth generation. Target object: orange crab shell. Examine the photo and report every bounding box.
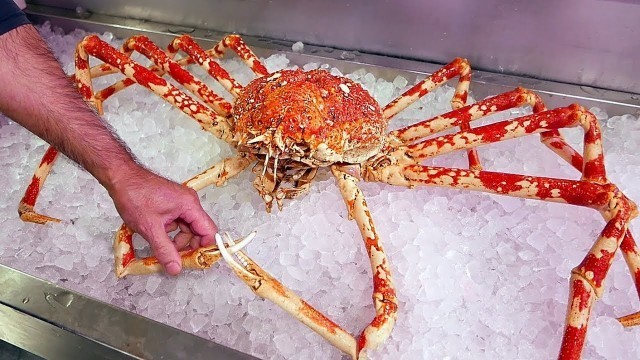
[233,69,387,164]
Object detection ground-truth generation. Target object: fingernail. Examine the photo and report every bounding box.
[166,261,181,275]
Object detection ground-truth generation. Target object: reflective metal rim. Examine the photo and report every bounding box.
[0,265,258,360]
[24,4,640,117]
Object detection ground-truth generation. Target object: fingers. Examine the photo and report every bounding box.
[146,226,182,276]
[173,222,193,250]
[190,235,202,250]
[180,193,218,247]
[109,170,218,276]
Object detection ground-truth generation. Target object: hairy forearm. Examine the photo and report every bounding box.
[0,24,140,191]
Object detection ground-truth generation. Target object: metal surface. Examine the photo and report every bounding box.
[0,303,131,360]
[0,265,258,360]
[24,5,640,117]
[26,0,640,95]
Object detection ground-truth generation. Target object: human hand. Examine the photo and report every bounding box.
[107,166,218,276]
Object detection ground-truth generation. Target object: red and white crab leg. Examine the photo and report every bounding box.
[390,87,545,143]
[75,35,235,143]
[542,132,640,328]
[383,58,480,168]
[122,35,233,116]
[407,105,607,183]
[616,231,640,327]
[559,203,632,360]
[114,155,253,277]
[383,58,471,120]
[370,162,636,360]
[19,39,136,224]
[167,35,245,97]
[210,34,269,77]
[390,87,587,178]
[394,97,640,326]
[84,45,214,107]
[331,165,398,358]
[214,233,358,359]
[18,146,61,224]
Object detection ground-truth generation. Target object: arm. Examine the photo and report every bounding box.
[0,23,218,275]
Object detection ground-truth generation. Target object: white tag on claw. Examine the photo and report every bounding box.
[13,0,26,9]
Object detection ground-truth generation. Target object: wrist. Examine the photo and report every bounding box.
[96,158,148,195]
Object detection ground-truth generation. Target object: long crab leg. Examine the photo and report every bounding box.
[18,146,61,224]
[368,157,637,360]
[122,35,233,116]
[406,105,606,183]
[367,100,640,359]
[559,203,632,360]
[88,34,267,104]
[75,35,235,143]
[19,40,139,225]
[390,87,587,178]
[383,58,470,120]
[390,87,545,143]
[214,233,358,359]
[210,34,269,76]
[167,35,245,97]
[391,96,640,328]
[114,155,253,277]
[383,58,481,169]
[331,165,398,357]
[539,130,640,328]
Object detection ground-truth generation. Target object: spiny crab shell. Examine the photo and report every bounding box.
[233,69,387,166]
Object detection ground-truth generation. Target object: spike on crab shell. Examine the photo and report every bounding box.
[247,134,268,144]
[274,130,286,151]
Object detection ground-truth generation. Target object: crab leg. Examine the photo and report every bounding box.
[123,35,233,116]
[559,203,632,360]
[540,131,640,327]
[168,35,245,97]
[214,233,358,359]
[210,34,269,77]
[383,58,481,169]
[331,165,398,358]
[407,105,607,183]
[18,146,61,224]
[19,42,140,225]
[384,58,470,120]
[390,87,587,177]
[75,35,235,143]
[368,160,637,359]
[391,87,545,143]
[114,228,253,278]
[86,48,210,107]
[19,35,240,226]
[91,34,267,102]
[615,231,640,327]
[114,155,252,277]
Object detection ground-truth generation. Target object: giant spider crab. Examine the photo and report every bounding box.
[18,33,640,359]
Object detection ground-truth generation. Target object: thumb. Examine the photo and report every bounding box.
[146,227,182,276]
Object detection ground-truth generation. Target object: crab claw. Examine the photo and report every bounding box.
[215,232,262,285]
[173,232,257,272]
[214,232,358,359]
[118,232,255,277]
